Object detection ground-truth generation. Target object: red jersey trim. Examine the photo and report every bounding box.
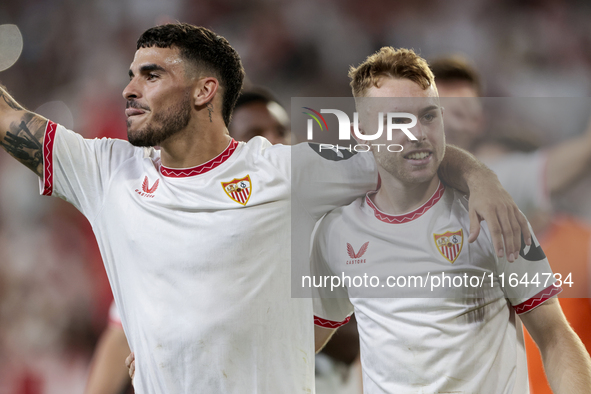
[513,284,562,315]
[314,315,351,329]
[108,316,123,327]
[42,120,58,196]
[160,139,238,178]
[366,181,445,224]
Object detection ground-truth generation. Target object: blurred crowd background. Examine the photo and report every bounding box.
[1,0,591,393]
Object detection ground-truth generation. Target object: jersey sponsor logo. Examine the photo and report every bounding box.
[222,175,252,205]
[434,229,463,264]
[346,241,369,264]
[519,231,546,262]
[135,176,159,198]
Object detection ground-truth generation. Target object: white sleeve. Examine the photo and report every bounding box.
[492,221,562,315]
[292,142,378,220]
[311,212,355,328]
[484,151,550,215]
[39,120,140,220]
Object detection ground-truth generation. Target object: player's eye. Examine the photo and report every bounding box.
[422,112,436,122]
[147,73,159,80]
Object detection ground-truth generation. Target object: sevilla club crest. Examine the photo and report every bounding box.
[221,175,252,205]
[434,229,463,264]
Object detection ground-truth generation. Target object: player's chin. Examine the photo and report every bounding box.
[406,166,438,183]
[127,113,147,126]
[127,128,152,147]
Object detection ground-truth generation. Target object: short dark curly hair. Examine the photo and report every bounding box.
[137,23,245,126]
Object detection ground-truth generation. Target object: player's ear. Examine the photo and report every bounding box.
[193,77,219,108]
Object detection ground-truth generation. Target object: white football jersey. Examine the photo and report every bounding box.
[312,182,560,394]
[39,121,377,393]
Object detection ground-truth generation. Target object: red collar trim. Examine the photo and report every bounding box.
[160,139,238,178]
[365,182,445,224]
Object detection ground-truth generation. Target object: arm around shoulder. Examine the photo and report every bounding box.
[439,144,531,262]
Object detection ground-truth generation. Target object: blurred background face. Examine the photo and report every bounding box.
[437,81,484,151]
[229,100,290,144]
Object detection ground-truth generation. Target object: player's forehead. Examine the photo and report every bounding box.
[360,77,439,114]
[129,46,184,73]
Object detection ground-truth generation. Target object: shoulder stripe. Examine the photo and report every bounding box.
[42,120,57,196]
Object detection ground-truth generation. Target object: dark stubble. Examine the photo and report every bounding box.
[127,92,192,147]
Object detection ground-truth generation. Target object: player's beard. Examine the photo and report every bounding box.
[373,142,444,185]
[127,93,192,147]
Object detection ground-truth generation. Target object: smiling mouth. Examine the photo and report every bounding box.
[404,151,432,160]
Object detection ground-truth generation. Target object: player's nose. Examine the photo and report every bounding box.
[123,78,141,100]
[410,124,427,141]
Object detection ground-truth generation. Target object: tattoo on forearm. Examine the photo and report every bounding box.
[207,102,213,123]
[0,112,46,176]
[0,90,24,111]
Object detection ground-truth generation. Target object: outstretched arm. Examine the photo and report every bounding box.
[0,85,48,177]
[521,298,591,393]
[438,144,531,262]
